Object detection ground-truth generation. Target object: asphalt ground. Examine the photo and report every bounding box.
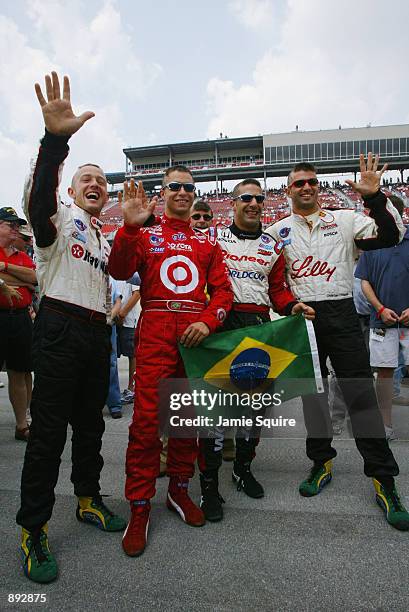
[0,361,408,612]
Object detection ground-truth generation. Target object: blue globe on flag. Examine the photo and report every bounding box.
[230,348,271,390]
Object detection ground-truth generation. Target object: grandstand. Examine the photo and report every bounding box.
[101,124,409,235]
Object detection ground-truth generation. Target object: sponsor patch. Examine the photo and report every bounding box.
[150,247,165,253]
[72,231,87,244]
[217,308,226,321]
[274,241,284,254]
[229,270,265,281]
[168,243,192,251]
[71,244,85,259]
[278,227,291,238]
[172,232,186,241]
[257,249,274,256]
[261,233,273,243]
[150,235,164,245]
[90,216,103,230]
[323,232,338,237]
[320,223,338,230]
[74,218,87,232]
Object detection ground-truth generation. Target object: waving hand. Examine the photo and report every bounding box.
[35,71,94,136]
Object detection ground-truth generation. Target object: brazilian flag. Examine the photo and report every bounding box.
[179,315,323,405]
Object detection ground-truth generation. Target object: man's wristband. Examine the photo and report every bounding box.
[376,306,385,319]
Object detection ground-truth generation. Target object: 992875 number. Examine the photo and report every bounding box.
[8,594,47,603]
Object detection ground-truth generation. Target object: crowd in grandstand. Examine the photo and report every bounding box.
[2,72,409,590]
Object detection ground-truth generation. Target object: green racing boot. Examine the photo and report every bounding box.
[299,460,333,497]
[373,479,409,531]
[76,495,126,532]
[21,524,58,584]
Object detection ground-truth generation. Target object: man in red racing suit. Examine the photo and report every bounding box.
[109,167,233,556]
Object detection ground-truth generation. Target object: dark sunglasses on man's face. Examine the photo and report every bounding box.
[191,213,213,221]
[233,193,265,204]
[290,178,319,189]
[164,182,196,193]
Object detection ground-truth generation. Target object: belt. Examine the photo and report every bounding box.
[42,296,107,325]
[144,299,205,313]
[0,306,28,315]
[232,303,270,314]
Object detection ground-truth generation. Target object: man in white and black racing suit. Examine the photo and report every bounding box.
[197,178,315,522]
[16,72,126,585]
[267,158,409,531]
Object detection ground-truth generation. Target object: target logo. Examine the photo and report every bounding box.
[160,256,199,294]
[71,244,85,259]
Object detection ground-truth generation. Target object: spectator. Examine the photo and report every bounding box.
[106,278,124,419]
[115,279,140,405]
[0,207,36,442]
[355,195,409,440]
[190,200,213,231]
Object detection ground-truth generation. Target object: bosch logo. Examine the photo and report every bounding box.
[160,256,199,293]
[229,270,265,281]
[217,308,226,322]
[71,244,85,259]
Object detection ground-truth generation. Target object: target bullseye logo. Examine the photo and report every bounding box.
[160,256,199,293]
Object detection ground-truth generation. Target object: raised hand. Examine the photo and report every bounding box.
[119,179,158,226]
[35,71,94,136]
[345,153,387,197]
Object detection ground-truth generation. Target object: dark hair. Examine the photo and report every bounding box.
[388,194,404,217]
[192,200,212,214]
[288,162,317,185]
[232,178,262,199]
[162,165,193,186]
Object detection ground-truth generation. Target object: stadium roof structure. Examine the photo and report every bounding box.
[106,124,409,191]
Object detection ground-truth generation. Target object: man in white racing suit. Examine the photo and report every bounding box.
[267,157,409,531]
[16,72,126,585]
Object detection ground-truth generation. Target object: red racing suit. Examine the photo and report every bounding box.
[109,214,233,500]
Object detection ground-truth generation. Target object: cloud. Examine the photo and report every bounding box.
[207,0,409,138]
[0,0,161,211]
[228,0,274,29]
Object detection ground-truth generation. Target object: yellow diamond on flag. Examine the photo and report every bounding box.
[203,336,297,382]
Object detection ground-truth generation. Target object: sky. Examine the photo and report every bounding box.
[1,0,409,213]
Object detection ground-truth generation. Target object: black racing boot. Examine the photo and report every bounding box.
[232,461,264,498]
[199,473,225,522]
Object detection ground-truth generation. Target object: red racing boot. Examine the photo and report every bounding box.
[166,477,205,526]
[122,500,150,557]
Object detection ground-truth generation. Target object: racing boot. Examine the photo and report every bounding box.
[21,523,58,584]
[299,460,333,497]
[76,495,126,531]
[232,460,264,498]
[122,500,151,557]
[373,479,409,531]
[167,476,205,526]
[199,472,225,522]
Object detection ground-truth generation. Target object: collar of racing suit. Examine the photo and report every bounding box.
[229,221,262,240]
[161,213,192,230]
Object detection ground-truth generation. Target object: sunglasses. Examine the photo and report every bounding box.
[233,193,265,204]
[164,182,196,193]
[289,178,319,189]
[191,213,213,221]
